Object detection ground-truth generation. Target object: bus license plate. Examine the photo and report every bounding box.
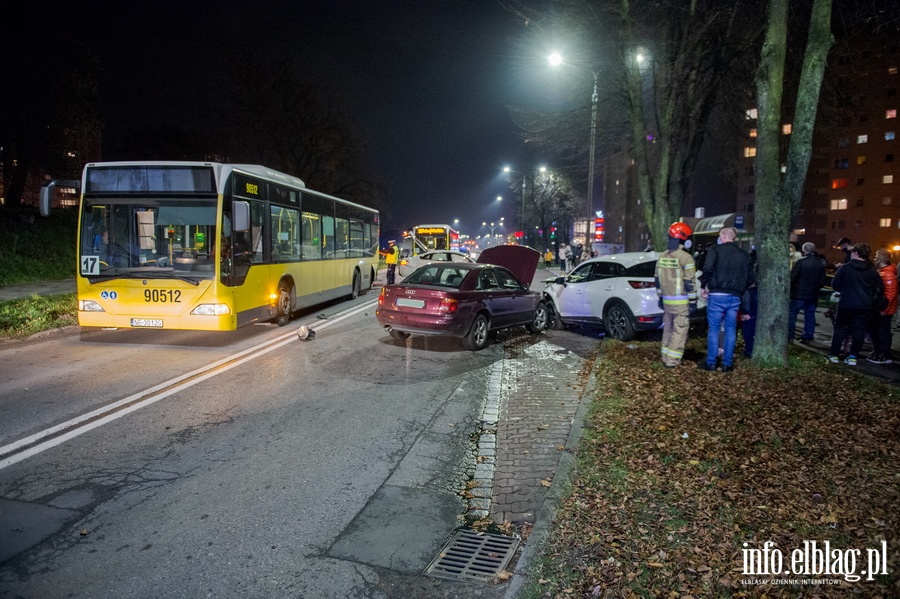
[396,298,425,309]
[131,318,163,328]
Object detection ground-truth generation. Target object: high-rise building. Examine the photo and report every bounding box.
[738,27,899,265]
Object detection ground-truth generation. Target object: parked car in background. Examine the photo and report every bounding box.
[398,250,474,278]
[376,245,547,350]
[542,251,706,341]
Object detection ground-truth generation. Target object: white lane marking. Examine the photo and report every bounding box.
[0,299,377,470]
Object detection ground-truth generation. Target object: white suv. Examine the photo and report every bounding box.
[542,252,705,341]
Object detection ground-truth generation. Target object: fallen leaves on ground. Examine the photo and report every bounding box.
[525,339,899,598]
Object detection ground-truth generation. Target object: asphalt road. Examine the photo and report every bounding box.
[0,290,519,598]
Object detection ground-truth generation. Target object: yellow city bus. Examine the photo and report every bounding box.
[43,161,379,331]
[411,224,460,256]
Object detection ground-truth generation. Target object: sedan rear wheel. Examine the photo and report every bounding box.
[526,302,549,333]
[462,314,489,351]
[604,303,636,341]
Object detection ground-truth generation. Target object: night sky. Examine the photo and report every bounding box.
[12,0,564,234]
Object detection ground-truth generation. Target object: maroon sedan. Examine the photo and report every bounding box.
[375,245,548,350]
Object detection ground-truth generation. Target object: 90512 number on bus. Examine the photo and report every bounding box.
[144,289,182,303]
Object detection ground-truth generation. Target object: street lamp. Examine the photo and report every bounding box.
[482,219,505,247]
[549,52,599,239]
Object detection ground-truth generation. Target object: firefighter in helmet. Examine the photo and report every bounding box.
[654,222,698,367]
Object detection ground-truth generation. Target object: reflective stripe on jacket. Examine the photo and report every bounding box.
[655,248,697,304]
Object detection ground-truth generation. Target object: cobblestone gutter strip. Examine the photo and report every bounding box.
[467,360,502,519]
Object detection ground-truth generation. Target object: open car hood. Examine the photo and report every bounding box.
[476,245,541,285]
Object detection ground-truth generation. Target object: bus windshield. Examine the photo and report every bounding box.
[79,198,219,281]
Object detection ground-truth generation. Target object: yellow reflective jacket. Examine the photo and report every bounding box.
[655,247,697,305]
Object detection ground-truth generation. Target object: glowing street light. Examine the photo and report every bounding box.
[481,219,505,247]
[549,51,599,232]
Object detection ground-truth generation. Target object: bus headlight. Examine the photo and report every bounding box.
[191,304,231,316]
[79,300,105,312]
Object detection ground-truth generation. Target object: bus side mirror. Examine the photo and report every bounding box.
[232,201,250,232]
[39,179,80,217]
[40,187,51,217]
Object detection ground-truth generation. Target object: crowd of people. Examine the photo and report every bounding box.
[654,226,898,371]
[825,237,897,365]
[554,242,597,272]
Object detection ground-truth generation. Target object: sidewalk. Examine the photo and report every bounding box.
[791,306,900,385]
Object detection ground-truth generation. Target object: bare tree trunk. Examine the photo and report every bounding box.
[753,0,833,367]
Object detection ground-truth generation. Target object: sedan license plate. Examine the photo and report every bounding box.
[131,318,163,328]
[396,298,425,309]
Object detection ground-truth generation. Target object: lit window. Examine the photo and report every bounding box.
[831,198,848,210]
[744,147,757,157]
[831,179,849,190]
[885,175,895,184]
[749,128,757,138]
[857,134,868,144]
[793,228,806,235]
[887,132,896,140]
[746,108,758,119]
[782,124,792,134]
[880,218,892,227]
[888,109,898,119]
[856,156,866,165]
[890,66,899,75]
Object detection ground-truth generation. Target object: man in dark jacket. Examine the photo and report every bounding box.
[698,227,754,372]
[827,242,884,366]
[788,242,827,344]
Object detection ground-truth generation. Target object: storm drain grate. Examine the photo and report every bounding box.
[424,529,519,582]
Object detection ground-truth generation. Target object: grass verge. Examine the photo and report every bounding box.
[520,338,899,597]
[0,294,77,338]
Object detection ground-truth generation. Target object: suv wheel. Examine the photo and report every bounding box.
[604,303,635,341]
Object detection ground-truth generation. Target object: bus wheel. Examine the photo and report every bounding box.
[349,271,361,299]
[275,282,294,326]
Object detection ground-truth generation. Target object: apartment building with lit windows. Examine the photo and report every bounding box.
[738,27,899,265]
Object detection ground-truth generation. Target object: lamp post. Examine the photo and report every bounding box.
[482,220,505,247]
[549,52,600,241]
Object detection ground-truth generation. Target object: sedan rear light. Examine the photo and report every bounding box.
[378,287,386,306]
[628,280,656,289]
[637,315,659,323]
[438,297,458,313]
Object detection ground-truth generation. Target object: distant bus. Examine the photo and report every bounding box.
[43,161,379,331]
[411,224,459,256]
